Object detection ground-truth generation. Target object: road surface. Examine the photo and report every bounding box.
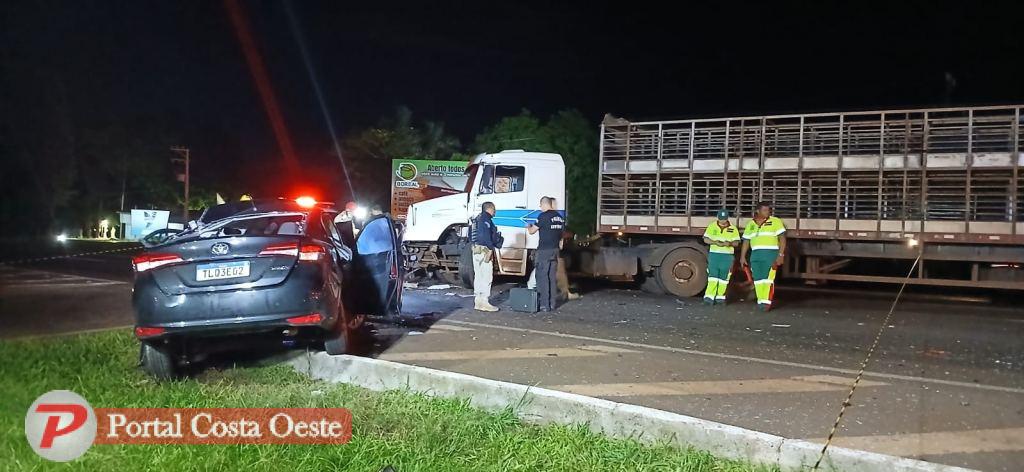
[1,240,1022,471]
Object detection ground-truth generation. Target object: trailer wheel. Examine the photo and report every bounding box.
[656,248,707,297]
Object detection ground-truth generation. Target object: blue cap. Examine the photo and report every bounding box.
[716,209,730,220]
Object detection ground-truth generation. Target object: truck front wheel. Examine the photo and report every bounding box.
[458,243,474,289]
[656,248,707,297]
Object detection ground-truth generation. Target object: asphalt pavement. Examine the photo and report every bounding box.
[382,281,1024,472]
[2,240,1023,471]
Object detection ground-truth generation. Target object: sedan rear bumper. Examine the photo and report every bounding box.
[132,270,336,336]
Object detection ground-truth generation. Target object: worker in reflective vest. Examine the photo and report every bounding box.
[740,201,787,311]
[702,209,741,305]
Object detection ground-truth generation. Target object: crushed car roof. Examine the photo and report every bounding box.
[199,199,335,224]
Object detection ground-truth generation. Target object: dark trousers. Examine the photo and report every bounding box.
[535,249,558,310]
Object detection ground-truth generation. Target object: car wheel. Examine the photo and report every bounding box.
[656,247,707,298]
[140,343,178,380]
[325,310,352,355]
[324,323,348,355]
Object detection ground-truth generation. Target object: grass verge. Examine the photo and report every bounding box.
[0,330,776,471]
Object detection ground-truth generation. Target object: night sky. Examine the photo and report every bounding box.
[4,0,1024,188]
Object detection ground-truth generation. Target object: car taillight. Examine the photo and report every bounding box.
[260,242,299,257]
[134,326,166,338]
[299,244,324,261]
[133,253,183,272]
[286,313,323,325]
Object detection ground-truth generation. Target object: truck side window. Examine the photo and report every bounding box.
[478,165,495,194]
[493,165,525,193]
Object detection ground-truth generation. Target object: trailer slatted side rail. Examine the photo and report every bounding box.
[597,105,1024,291]
[599,105,1023,243]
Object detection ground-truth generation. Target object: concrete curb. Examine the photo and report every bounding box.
[289,352,975,472]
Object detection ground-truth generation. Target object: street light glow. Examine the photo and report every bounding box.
[353,206,368,220]
[56,234,67,243]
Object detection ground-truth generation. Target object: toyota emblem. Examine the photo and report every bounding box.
[210,243,230,255]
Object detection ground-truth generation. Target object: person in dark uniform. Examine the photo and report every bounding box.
[527,196,565,312]
[472,202,503,312]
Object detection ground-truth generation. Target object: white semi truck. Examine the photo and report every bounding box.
[403,104,1024,295]
[402,150,565,286]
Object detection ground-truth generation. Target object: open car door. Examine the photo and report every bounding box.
[348,215,403,318]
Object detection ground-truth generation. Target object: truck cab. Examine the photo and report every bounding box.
[403,150,565,283]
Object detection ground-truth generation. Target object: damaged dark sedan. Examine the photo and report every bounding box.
[131,198,402,379]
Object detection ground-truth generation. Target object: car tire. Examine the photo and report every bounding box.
[656,247,708,298]
[140,343,177,380]
[324,314,350,355]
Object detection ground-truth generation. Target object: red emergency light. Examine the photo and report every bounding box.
[295,196,317,208]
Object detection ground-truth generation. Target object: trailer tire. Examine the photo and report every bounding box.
[656,247,707,298]
[458,244,474,289]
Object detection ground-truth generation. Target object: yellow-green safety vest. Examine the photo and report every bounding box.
[743,216,786,250]
[703,222,741,254]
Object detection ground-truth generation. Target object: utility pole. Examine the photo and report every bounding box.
[170,146,190,222]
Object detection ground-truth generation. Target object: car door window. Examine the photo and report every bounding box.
[320,212,350,262]
[321,213,342,242]
[356,217,394,255]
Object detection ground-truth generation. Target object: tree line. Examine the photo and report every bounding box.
[1,103,598,238]
[342,107,597,235]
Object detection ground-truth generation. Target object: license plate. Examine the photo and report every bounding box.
[196,261,250,282]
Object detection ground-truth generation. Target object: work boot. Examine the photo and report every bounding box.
[474,297,499,312]
[758,304,771,312]
[703,297,715,306]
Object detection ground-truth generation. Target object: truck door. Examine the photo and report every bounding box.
[475,164,531,274]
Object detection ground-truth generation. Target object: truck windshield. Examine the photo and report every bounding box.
[463,164,480,193]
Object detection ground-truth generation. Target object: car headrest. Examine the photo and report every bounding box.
[278,221,301,235]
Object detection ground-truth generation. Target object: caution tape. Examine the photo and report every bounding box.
[0,245,143,267]
[812,253,922,469]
